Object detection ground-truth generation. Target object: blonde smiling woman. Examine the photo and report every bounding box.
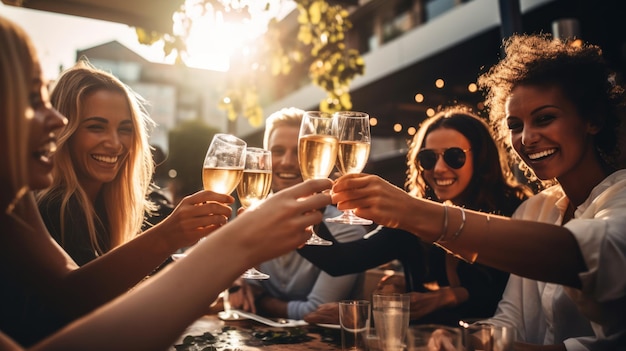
[0,15,332,351]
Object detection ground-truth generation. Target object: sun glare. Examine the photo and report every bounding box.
[179,0,294,72]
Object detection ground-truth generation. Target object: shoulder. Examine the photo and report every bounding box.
[512,184,564,222]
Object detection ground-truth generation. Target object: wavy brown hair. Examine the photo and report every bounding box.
[406,106,532,214]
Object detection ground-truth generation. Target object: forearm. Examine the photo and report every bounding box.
[298,235,397,276]
[256,295,288,318]
[514,342,566,351]
[58,231,174,314]
[332,175,587,286]
[32,228,249,351]
[411,287,468,319]
[412,202,586,287]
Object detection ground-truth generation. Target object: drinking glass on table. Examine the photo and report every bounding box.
[373,292,410,351]
[298,111,338,246]
[326,111,372,225]
[236,147,272,280]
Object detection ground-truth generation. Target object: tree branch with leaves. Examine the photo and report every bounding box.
[137,0,364,127]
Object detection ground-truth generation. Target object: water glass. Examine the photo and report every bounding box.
[339,300,371,351]
[372,293,410,351]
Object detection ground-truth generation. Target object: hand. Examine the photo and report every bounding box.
[152,190,234,249]
[408,287,468,321]
[331,173,416,229]
[426,327,461,351]
[230,178,333,265]
[304,302,339,325]
[228,278,258,314]
[373,274,406,294]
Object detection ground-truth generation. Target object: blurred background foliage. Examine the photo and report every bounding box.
[167,119,220,201]
[136,0,364,127]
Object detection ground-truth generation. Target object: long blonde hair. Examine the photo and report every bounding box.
[37,61,155,254]
[0,16,37,217]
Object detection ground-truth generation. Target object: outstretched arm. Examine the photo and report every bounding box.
[298,225,401,276]
[331,174,587,287]
[22,179,332,351]
[25,190,234,317]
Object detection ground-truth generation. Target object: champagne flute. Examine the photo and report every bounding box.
[172,133,246,263]
[326,111,373,225]
[237,147,272,280]
[298,111,338,246]
[202,133,246,196]
[199,133,247,320]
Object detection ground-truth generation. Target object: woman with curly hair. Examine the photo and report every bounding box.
[300,106,532,326]
[332,34,626,349]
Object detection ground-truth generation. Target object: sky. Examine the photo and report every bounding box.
[0,2,173,80]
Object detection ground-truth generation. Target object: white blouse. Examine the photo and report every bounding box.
[486,170,626,350]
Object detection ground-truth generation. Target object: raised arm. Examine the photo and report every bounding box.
[298,226,425,290]
[28,190,234,317]
[331,174,587,288]
[24,179,332,351]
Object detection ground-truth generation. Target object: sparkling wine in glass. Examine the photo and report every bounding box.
[202,134,246,195]
[298,111,338,246]
[237,147,272,279]
[326,111,372,225]
[203,133,246,320]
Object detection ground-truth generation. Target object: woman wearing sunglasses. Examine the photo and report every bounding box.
[300,106,533,326]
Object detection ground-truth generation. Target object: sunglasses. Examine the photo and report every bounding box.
[417,147,471,170]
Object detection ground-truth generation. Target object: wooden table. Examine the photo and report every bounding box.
[170,314,342,351]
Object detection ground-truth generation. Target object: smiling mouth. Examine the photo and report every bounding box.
[34,140,57,162]
[527,148,556,161]
[276,172,300,180]
[435,178,455,186]
[92,154,119,164]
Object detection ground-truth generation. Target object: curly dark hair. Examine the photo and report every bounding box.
[406,105,532,214]
[477,34,626,181]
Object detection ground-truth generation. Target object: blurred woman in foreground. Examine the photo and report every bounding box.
[0,15,331,350]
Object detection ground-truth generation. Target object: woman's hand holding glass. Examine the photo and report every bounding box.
[331,173,417,230]
[152,190,234,249]
[326,111,372,225]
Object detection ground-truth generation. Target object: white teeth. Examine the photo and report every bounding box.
[528,148,556,160]
[35,141,57,160]
[277,172,299,179]
[92,154,118,163]
[436,179,454,186]
[46,141,57,154]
